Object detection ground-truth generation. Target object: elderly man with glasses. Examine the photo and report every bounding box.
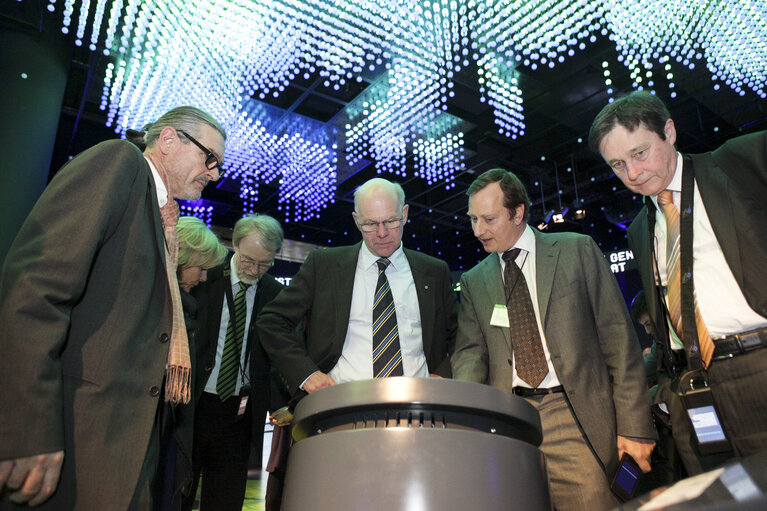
[181,214,287,511]
[258,177,457,399]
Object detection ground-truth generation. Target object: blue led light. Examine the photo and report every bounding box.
[179,201,215,226]
[30,0,766,226]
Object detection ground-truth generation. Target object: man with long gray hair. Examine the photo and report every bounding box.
[0,106,225,510]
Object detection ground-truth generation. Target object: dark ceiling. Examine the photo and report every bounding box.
[5,1,766,272]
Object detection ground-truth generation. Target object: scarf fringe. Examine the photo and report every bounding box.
[165,365,191,404]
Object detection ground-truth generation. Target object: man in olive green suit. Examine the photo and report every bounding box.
[0,107,225,510]
[258,178,456,396]
[452,169,655,511]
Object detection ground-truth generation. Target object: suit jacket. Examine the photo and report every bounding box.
[0,140,173,510]
[451,230,655,475]
[191,259,286,413]
[258,242,458,393]
[627,131,767,361]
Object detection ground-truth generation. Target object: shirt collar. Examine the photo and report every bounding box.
[229,255,245,288]
[144,156,168,208]
[360,241,405,271]
[497,225,536,265]
[650,151,682,211]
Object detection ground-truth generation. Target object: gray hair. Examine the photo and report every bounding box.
[129,106,226,150]
[232,214,284,253]
[353,178,405,214]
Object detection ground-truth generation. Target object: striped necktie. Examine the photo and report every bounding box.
[217,281,251,401]
[658,190,715,367]
[372,258,403,378]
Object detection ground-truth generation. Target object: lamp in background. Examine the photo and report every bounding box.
[570,155,586,220]
[552,208,569,223]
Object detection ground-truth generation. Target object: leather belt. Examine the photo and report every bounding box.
[713,326,767,360]
[512,385,564,397]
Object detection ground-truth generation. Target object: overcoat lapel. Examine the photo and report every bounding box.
[330,243,362,345]
[480,255,510,351]
[534,231,558,330]
[691,155,743,284]
[146,165,167,267]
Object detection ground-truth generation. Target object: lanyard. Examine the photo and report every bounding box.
[648,157,702,372]
[678,155,703,372]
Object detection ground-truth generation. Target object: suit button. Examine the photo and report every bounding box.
[159,333,169,343]
[149,386,160,397]
[205,364,214,372]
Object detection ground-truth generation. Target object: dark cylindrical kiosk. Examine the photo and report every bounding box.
[283,377,551,510]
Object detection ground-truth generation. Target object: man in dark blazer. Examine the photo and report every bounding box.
[590,90,767,474]
[258,178,456,398]
[183,214,285,511]
[452,169,655,511]
[0,106,225,510]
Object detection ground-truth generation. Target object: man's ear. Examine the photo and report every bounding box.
[664,118,677,146]
[158,126,177,155]
[512,204,525,225]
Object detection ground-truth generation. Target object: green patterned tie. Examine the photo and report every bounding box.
[217,282,250,401]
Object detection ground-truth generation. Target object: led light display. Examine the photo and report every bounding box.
[29,0,767,224]
[606,0,766,98]
[179,201,215,226]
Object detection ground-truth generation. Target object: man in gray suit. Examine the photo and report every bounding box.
[259,177,456,397]
[0,107,225,510]
[451,169,655,511]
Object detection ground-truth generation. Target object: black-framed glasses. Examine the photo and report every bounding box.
[177,129,223,172]
[357,218,404,232]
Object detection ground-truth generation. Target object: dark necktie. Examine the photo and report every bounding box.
[503,248,548,387]
[372,258,403,378]
[217,281,251,401]
[657,190,714,367]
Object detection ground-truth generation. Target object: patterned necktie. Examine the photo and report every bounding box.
[658,190,715,367]
[217,281,251,401]
[372,258,403,378]
[503,248,548,387]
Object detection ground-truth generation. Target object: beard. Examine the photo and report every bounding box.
[237,270,260,285]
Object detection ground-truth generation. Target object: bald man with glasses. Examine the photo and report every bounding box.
[258,177,457,399]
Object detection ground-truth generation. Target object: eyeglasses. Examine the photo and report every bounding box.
[177,129,223,173]
[238,253,275,270]
[357,218,404,232]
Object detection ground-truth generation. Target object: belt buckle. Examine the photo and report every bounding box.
[737,331,762,352]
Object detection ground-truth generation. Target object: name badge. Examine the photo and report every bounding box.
[490,304,510,328]
[238,395,249,416]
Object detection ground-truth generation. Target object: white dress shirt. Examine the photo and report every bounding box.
[204,256,258,395]
[145,156,168,207]
[499,225,562,389]
[651,153,767,349]
[328,242,429,384]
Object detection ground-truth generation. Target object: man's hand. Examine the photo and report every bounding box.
[0,451,64,506]
[303,372,336,393]
[617,435,655,473]
[270,406,295,427]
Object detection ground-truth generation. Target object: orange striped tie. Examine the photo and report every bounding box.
[658,190,715,367]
